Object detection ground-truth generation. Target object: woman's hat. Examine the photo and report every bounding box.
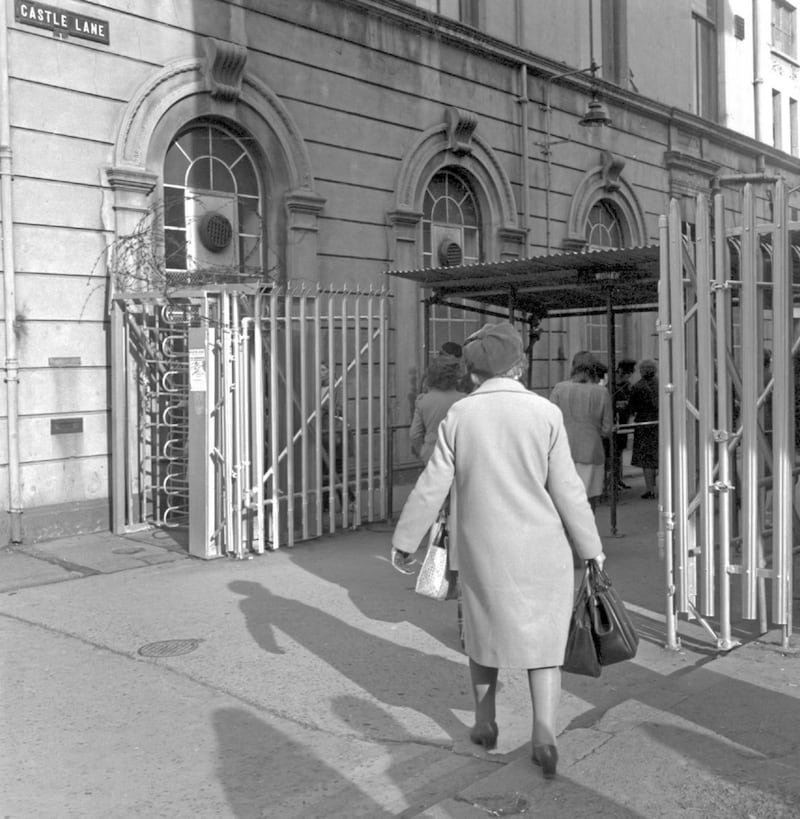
[463,322,524,377]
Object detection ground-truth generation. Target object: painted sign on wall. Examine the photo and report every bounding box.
[15,0,110,44]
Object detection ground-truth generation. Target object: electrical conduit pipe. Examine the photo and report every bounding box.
[0,4,22,544]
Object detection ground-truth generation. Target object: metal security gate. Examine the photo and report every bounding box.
[659,180,799,650]
[111,284,390,557]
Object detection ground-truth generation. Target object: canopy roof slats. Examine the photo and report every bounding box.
[386,245,662,317]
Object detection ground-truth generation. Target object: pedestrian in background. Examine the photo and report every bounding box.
[611,359,637,490]
[628,359,659,498]
[549,351,613,510]
[392,322,605,780]
[409,356,465,464]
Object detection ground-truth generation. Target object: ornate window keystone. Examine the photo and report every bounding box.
[203,38,248,102]
[446,106,478,156]
[600,151,625,192]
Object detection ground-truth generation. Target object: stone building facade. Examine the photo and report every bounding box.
[1,0,799,544]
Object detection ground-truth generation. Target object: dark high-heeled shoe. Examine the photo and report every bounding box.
[532,744,558,779]
[469,721,498,750]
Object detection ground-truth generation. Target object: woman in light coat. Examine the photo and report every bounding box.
[392,322,605,780]
[549,351,613,509]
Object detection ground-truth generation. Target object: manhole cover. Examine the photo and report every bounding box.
[138,639,201,658]
[112,547,145,555]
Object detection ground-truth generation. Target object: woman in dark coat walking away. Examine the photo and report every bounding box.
[409,356,465,464]
[391,322,605,780]
[628,359,659,498]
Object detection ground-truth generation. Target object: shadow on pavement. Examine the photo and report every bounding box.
[214,706,392,818]
[228,579,471,744]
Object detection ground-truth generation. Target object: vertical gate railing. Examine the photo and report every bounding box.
[113,284,390,558]
[660,181,799,651]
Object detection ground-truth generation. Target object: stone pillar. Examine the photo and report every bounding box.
[105,167,158,532]
[386,207,424,473]
[498,225,528,261]
[284,189,325,282]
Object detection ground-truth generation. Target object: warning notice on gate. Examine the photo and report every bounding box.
[189,349,206,392]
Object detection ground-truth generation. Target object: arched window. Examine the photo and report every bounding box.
[586,199,625,249]
[586,199,626,355]
[422,169,484,357]
[422,170,481,269]
[163,121,263,282]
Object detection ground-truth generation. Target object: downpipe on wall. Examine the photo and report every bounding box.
[0,4,23,544]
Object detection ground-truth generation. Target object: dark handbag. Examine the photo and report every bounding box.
[414,510,458,601]
[562,568,601,677]
[589,562,639,666]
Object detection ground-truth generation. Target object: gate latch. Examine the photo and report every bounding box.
[710,480,735,493]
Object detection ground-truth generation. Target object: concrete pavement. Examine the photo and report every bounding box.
[1,490,798,818]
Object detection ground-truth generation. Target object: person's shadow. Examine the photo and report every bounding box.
[214,706,391,818]
[229,580,471,744]
[283,532,463,651]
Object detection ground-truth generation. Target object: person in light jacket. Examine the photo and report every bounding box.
[391,322,605,780]
[549,351,613,509]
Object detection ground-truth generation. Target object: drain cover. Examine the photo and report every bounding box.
[138,639,201,658]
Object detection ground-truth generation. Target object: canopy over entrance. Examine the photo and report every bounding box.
[387,244,662,538]
[386,245,661,319]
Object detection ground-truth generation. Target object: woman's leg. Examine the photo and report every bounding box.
[643,467,656,495]
[528,666,561,777]
[527,666,561,746]
[469,658,498,747]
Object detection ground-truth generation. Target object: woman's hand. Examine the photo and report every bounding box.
[391,548,417,575]
[592,552,606,571]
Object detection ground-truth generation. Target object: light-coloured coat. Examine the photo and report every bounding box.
[392,377,603,668]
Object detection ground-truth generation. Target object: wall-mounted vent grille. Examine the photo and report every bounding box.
[439,240,463,267]
[199,212,233,252]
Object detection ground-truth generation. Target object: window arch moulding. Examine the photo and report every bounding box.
[563,151,646,251]
[388,110,526,267]
[107,44,324,282]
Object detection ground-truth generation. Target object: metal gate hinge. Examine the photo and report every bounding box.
[710,280,734,291]
[712,429,730,442]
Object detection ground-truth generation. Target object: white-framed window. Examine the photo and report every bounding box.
[585,200,626,360]
[586,200,625,251]
[422,170,481,269]
[422,169,484,360]
[163,121,263,282]
[772,0,796,57]
[693,0,719,121]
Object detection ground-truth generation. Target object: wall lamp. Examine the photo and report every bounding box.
[538,60,612,252]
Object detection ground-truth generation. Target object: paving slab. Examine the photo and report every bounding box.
[0,548,79,592]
